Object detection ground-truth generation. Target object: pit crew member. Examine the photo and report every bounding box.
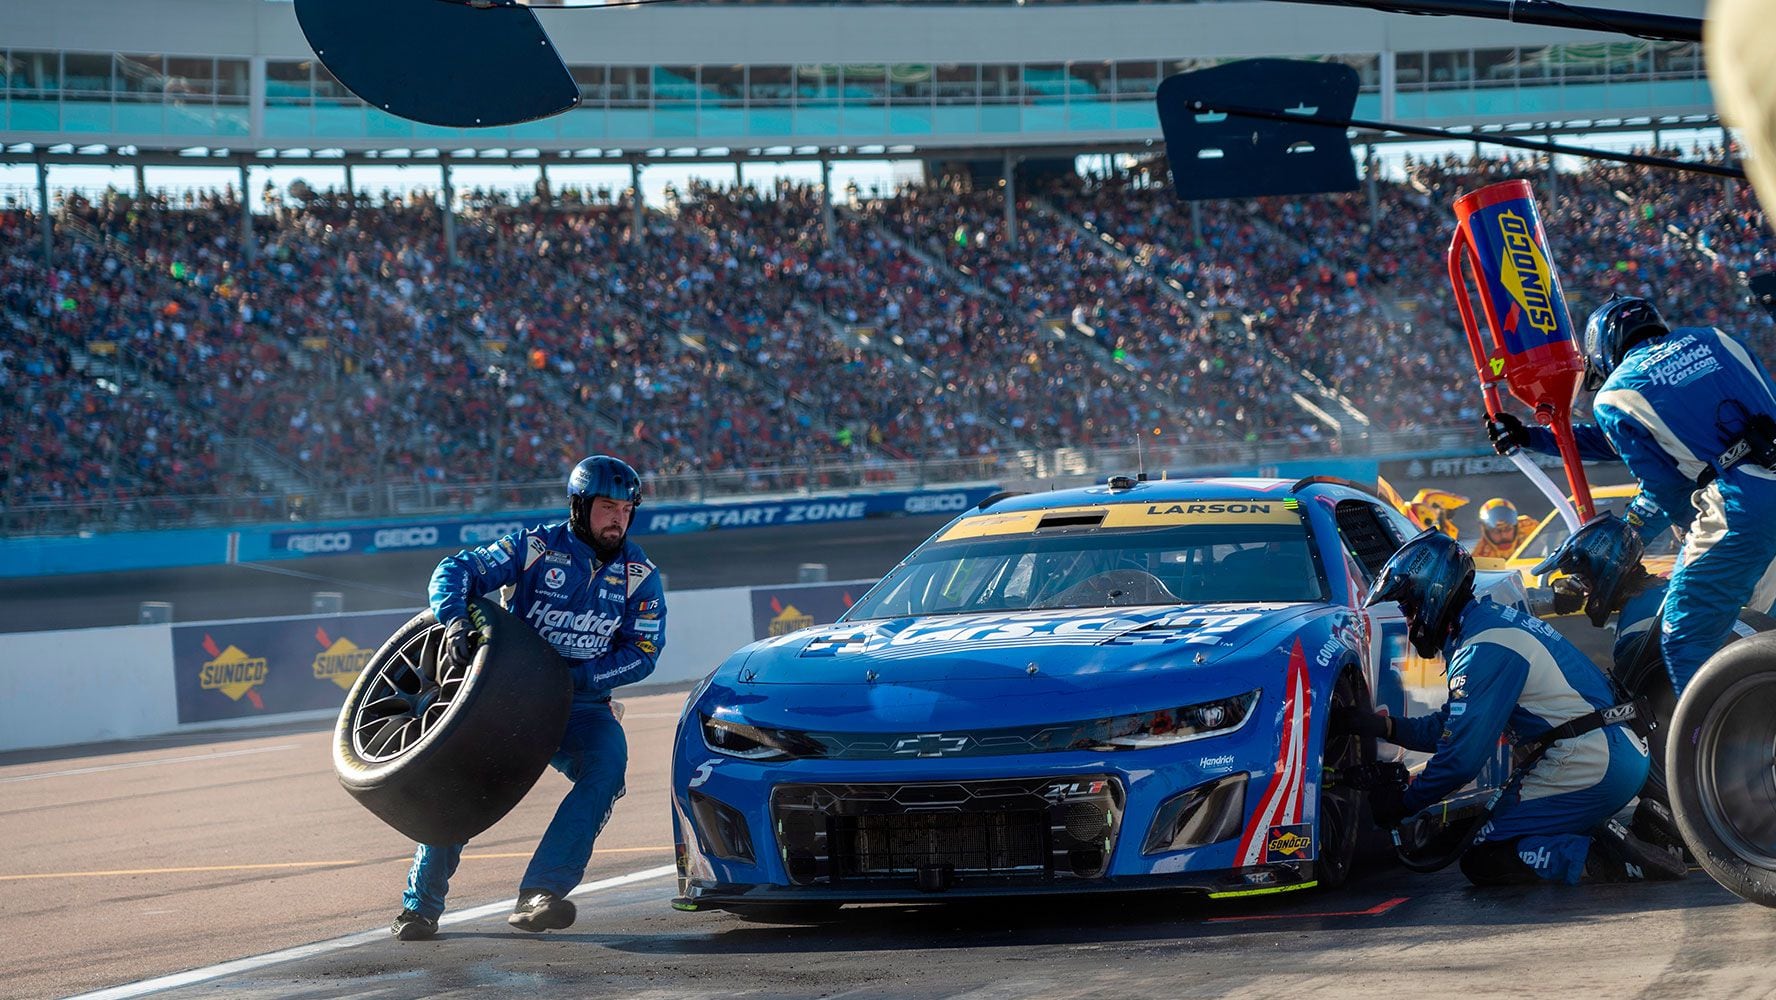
[1342,529,1682,885]
[391,455,665,941]
[1485,295,1776,694]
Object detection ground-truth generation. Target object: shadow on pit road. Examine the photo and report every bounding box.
[125,862,1773,1000]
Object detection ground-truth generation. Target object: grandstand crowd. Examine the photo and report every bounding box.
[2,144,1767,529]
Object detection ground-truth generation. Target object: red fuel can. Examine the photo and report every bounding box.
[1448,179,1595,520]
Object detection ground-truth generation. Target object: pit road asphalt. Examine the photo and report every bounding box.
[7,691,1776,1000]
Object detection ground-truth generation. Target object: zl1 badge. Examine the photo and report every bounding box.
[1264,823,1315,863]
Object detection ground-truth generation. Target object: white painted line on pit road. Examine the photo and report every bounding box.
[0,745,296,784]
[63,864,678,1000]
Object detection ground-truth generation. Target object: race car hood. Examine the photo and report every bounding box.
[707,603,1323,731]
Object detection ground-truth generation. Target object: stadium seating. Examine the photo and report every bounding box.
[1,147,1765,530]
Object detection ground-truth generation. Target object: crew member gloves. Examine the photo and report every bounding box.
[1485,412,1532,456]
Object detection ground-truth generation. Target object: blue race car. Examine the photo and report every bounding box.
[670,476,1528,912]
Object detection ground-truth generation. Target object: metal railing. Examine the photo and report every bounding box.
[0,424,1488,538]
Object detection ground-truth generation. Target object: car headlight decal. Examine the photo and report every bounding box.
[1098,689,1261,750]
[701,715,826,761]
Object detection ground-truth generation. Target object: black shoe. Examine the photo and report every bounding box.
[391,908,438,941]
[1631,798,1692,863]
[508,888,577,932]
[1587,818,1688,883]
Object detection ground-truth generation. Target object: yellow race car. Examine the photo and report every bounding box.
[1491,483,1680,588]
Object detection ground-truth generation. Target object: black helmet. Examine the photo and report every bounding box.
[1531,512,1646,627]
[567,455,643,550]
[1364,529,1476,659]
[1582,295,1668,391]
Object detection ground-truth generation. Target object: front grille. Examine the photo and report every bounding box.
[771,776,1123,888]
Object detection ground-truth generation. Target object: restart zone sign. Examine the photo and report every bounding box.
[171,610,413,724]
[262,486,1002,559]
[640,486,996,534]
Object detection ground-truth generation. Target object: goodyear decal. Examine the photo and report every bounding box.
[1234,639,1312,868]
[938,501,1299,541]
[311,627,373,691]
[198,634,269,707]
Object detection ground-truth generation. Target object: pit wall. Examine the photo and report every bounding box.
[0,578,870,753]
[0,486,1000,579]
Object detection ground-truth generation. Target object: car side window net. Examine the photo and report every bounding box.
[1334,500,1399,581]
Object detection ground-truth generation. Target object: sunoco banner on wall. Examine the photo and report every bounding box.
[750,580,879,641]
[171,610,415,724]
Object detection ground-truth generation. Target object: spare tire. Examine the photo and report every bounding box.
[333,596,572,845]
[1623,609,1774,808]
[1666,630,1776,907]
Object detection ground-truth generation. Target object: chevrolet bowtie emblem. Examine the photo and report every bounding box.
[893,734,969,757]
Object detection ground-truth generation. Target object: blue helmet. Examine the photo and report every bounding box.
[1364,528,1476,658]
[1582,295,1668,391]
[568,455,643,547]
[1531,512,1646,627]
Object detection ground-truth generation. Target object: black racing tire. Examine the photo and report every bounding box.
[333,596,573,845]
[1625,608,1775,808]
[1666,631,1776,907]
[1315,668,1370,890]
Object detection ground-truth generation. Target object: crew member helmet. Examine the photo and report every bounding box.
[568,455,643,547]
[1531,512,1646,628]
[1478,498,1519,533]
[1365,529,1477,659]
[1583,295,1668,391]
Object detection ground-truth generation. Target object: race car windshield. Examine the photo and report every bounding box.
[845,521,1326,620]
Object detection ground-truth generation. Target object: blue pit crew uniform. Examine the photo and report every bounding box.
[1516,326,1776,693]
[1391,599,1649,885]
[401,522,666,921]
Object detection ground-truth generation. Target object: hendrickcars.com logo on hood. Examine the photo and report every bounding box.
[199,634,268,709]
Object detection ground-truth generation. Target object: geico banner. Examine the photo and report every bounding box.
[263,486,1001,559]
[268,514,550,558]
[171,610,416,724]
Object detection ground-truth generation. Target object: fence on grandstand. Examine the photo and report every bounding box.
[0,424,1483,537]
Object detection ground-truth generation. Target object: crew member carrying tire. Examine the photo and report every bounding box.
[1487,295,1776,695]
[1341,529,1683,886]
[391,455,666,941]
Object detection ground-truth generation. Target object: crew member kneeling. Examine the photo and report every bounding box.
[1347,530,1682,886]
[391,455,665,941]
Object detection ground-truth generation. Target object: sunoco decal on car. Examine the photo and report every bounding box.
[1234,639,1312,868]
[784,604,1289,659]
[1264,823,1315,863]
